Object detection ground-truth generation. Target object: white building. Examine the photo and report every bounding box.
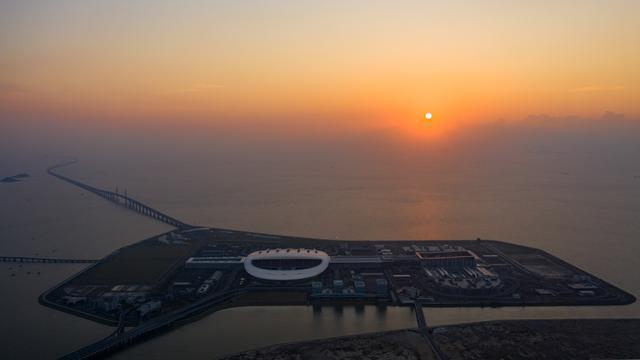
[244,248,330,281]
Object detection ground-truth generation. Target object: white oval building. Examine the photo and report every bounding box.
[244,248,330,281]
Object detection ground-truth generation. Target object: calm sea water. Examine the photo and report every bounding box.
[1,123,639,358]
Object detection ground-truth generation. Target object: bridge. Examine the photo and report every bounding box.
[413,302,446,360]
[0,256,97,264]
[414,301,428,331]
[47,160,192,230]
[61,289,243,359]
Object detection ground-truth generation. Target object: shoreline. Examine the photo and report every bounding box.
[218,318,640,360]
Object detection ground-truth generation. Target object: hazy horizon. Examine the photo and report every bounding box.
[2,1,639,140]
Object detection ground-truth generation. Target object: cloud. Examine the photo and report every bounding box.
[523,111,629,124]
[568,85,624,93]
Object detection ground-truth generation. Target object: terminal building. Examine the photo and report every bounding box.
[244,248,330,281]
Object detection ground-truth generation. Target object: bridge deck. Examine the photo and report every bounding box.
[0,256,97,264]
[414,302,427,330]
[47,160,192,230]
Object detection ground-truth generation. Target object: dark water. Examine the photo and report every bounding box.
[1,120,639,358]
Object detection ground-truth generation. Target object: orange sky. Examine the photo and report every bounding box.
[1,1,639,138]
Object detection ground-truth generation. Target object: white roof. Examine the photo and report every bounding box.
[244,248,330,281]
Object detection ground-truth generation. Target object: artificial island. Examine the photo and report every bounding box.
[31,161,635,359]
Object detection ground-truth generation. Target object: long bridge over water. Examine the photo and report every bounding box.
[0,256,97,264]
[0,161,189,265]
[47,160,192,230]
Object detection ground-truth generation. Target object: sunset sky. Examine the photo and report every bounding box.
[1,1,639,137]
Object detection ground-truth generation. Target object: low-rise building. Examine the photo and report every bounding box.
[185,256,244,269]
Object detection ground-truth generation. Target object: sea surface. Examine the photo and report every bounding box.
[1,123,639,359]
